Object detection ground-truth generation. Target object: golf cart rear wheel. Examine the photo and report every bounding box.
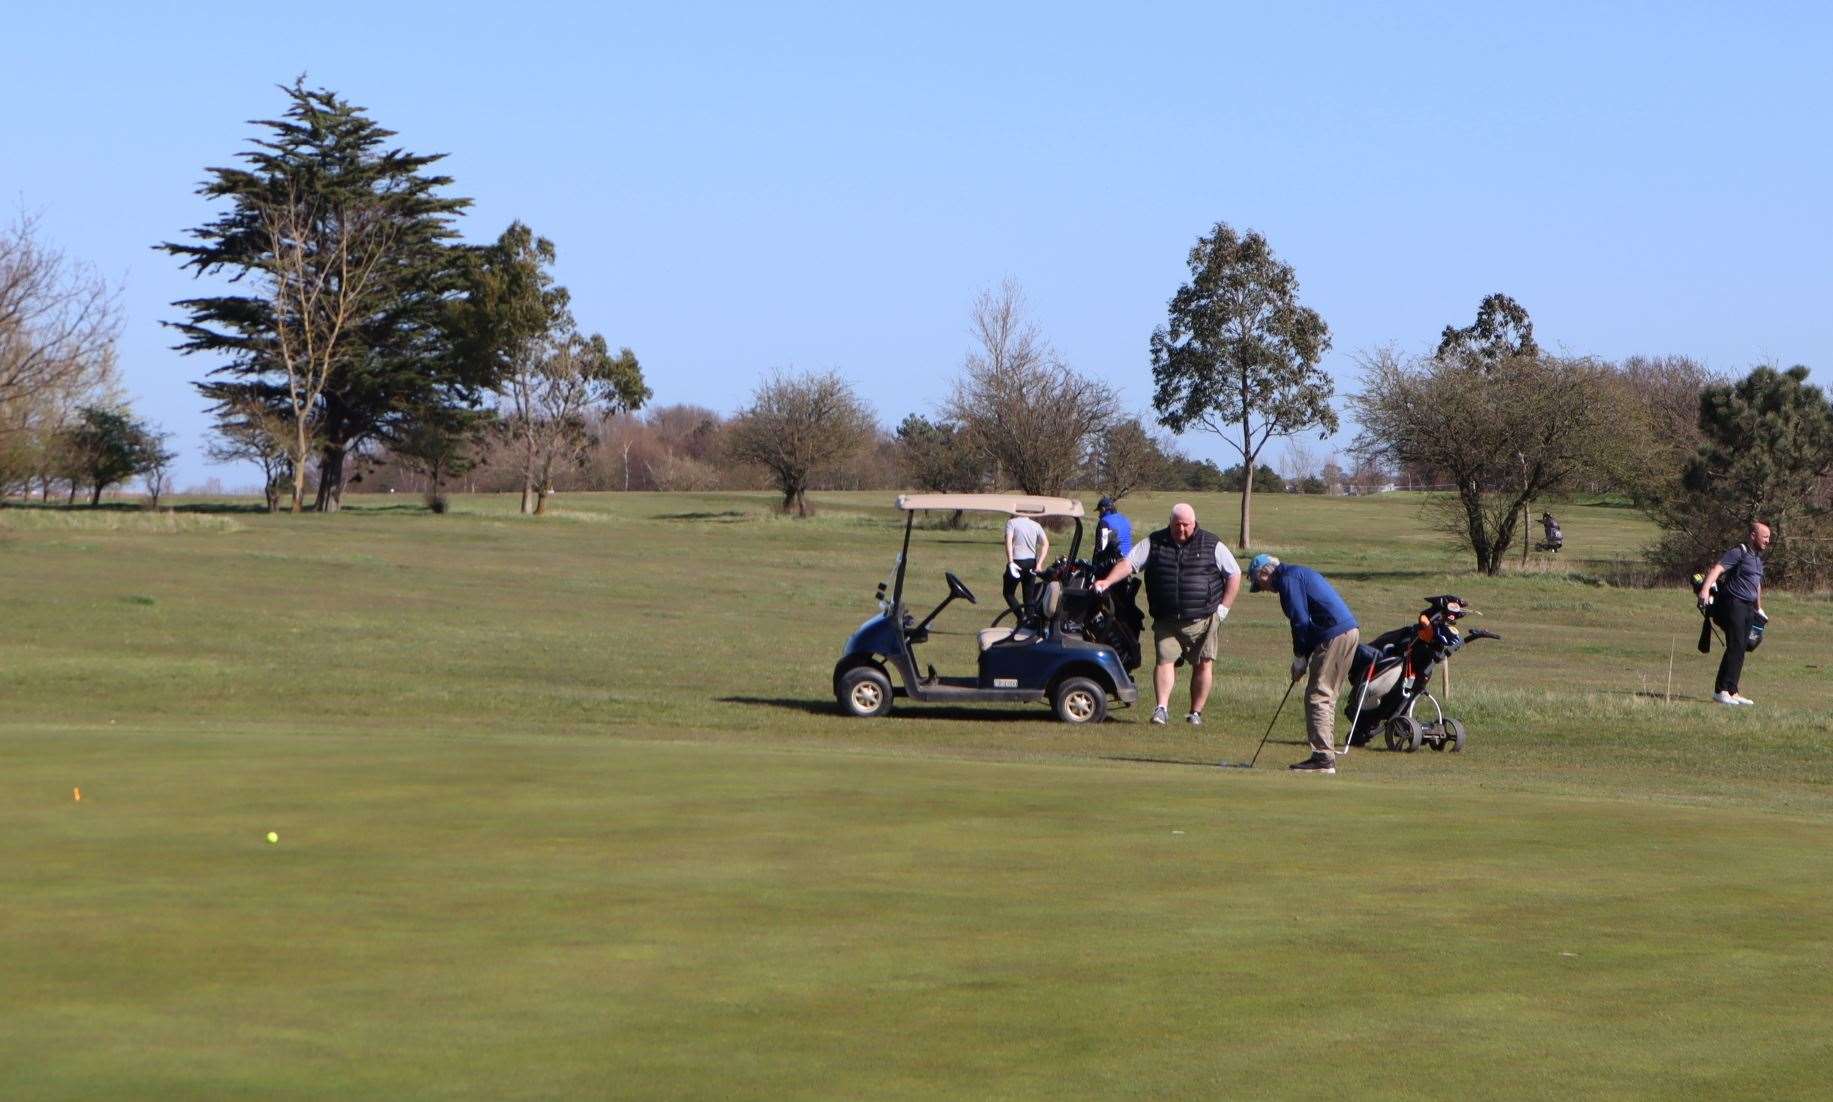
[837,666,893,718]
[1384,716,1422,753]
[1443,718,1467,752]
[1052,677,1107,725]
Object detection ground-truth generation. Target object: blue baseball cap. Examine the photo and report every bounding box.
[1247,554,1279,590]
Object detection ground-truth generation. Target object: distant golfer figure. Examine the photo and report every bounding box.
[1249,555,1359,774]
[1092,503,1240,727]
[1093,496,1133,569]
[1003,511,1050,624]
[1539,511,1563,553]
[1697,521,1770,706]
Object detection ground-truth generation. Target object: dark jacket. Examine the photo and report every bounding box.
[1144,526,1228,621]
[1272,564,1357,656]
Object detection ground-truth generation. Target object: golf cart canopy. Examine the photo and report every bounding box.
[895,493,1084,518]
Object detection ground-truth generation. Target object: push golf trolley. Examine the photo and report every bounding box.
[1342,595,1501,753]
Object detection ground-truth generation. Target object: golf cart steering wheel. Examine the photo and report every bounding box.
[945,571,977,604]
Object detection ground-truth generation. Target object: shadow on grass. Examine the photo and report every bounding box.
[654,511,754,522]
[1103,754,1255,769]
[1318,569,1451,584]
[719,695,1059,722]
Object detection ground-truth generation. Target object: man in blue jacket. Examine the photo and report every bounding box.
[1248,554,1359,774]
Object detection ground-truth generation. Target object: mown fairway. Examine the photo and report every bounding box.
[3,491,1829,1098]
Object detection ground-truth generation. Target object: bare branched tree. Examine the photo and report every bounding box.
[945,280,1115,496]
[256,184,398,512]
[206,395,294,512]
[1091,416,1169,501]
[727,370,875,516]
[1280,438,1321,482]
[0,211,121,426]
[0,210,122,500]
[1352,344,1628,574]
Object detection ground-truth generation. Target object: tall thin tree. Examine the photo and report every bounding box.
[1150,223,1336,549]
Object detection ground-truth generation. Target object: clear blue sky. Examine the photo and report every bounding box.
[7,1,1829,486]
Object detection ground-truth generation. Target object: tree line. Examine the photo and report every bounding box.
[6,79,1825,588]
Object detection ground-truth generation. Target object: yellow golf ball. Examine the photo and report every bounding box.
[266,831,279,845]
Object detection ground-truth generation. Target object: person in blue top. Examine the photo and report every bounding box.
[1697,520,1770,706]
[1248,554,1359,774]
[1094,497,1133,566]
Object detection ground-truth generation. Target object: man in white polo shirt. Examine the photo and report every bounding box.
[1092,503,1240,726]
[1003,511,1050,624]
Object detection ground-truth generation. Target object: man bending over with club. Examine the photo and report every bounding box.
[1093,503,1239,726]
[1698,520,1770,706]
[1248,554,1358,774]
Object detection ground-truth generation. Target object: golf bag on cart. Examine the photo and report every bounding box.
[1044,558,1144,672]
[1343,595,1500,752]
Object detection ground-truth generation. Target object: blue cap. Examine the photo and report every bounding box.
[1247,554,1278,590]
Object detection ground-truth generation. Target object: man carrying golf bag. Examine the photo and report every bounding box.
[1697,521,1770,706]
[1248,555,1359,774]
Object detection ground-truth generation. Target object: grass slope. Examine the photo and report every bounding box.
[2,491,1828,1098]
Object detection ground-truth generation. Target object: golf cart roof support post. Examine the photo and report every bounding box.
[1068,517,1083,562]
[894,510,914,606]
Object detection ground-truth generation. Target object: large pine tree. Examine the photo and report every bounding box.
[162,79,479,511]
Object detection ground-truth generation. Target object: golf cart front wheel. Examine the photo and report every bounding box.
[1442,718,1467,752]
[837,666,893,718]
[1384,716,1422,753]
[1052,677,1108,725]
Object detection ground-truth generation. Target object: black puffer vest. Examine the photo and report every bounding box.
[1144,526,1227,621]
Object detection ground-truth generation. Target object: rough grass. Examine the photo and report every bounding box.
[1,490,1828,1098]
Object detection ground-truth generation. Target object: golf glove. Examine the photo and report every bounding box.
[1008,561,1021,579]
[1290,655,1308,682]
[1215,605,1230,623]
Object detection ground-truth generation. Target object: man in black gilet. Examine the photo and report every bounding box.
[1092,503,1241,726]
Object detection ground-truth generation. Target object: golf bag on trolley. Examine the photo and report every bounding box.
[1343,595,1500,752]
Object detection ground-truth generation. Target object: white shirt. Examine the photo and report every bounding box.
[1125,535,1240,577]
[1006,515,1047,561]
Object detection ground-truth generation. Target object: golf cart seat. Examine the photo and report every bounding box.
[978,581,1063,652]
[978,627,1022,651]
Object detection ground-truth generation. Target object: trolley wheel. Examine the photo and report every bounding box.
[1385,716,1422,753]
[1443,717,1467,752]
[1051,676,1107,725]
[836,666,893,718]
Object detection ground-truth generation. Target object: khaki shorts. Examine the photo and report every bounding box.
[1153,612,1223,666]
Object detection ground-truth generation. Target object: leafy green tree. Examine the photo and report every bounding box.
[1151,223,1336,548]
[162,78,476,512]
[60,406,163,505]
[1649,365,1833,585]
[895,414,985,492]
[459,223,647,514]
[392,404,494,513]
[1436,292,1538,369]
[1219,463,1286,494]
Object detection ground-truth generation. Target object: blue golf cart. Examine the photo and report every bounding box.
[832,494,1140,724]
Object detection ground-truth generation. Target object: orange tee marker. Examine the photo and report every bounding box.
[73,787,82,802]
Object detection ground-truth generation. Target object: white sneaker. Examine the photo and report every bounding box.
[1732,694,1754,705]
[1150,706,1169,725]
[1713,691,1738,706]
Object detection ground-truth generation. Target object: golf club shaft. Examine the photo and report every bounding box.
[1247,678,1300,768]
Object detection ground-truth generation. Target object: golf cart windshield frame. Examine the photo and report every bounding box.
[891,494,1086,606]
